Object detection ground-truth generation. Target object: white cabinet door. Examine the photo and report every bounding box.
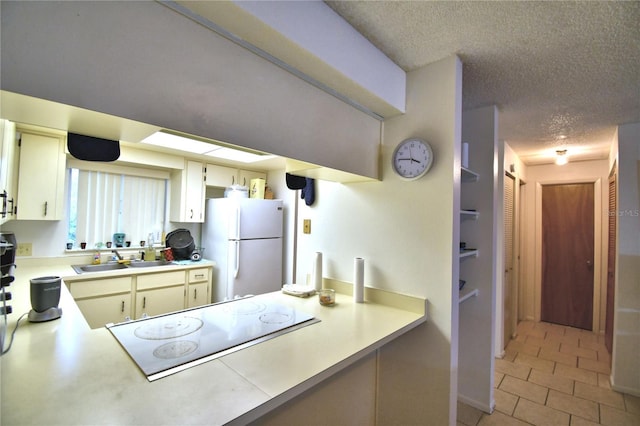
[205,164,238,188]
[0,120,18,224]
[135,286,185,319]
[16,131,66,220]
[186,282,208,308]
[185,160,205,221]
[76,293,132,329]
[238,169,266,187]
[170,160,205,222]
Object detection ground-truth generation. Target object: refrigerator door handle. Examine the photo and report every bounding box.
[233,240,240,278]
[235,205,241,240]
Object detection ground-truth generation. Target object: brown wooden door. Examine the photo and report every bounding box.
[542,183,594,330]
[605,171,616,353]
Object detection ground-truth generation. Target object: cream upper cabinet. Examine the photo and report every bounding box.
[170,160,205,222]
[205,164,238,188]
[238,169,267,187]
[205,164,267,188]
[16,130,66,220]
[0,120,18,224]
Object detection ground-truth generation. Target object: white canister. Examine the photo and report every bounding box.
[312,252,323,291]
[354,257,364,303]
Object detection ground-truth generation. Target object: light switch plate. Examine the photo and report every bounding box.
[303,219,311,234]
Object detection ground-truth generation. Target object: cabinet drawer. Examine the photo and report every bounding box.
[137,270,186,290]
[69,276,132,299]
[188,268,209,283]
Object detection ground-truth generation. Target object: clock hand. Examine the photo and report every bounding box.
[411,158,422,164]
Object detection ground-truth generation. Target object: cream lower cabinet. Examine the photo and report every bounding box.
[67,276,132,328]
[187,268,210,307]
[135,270,186,319]
[69,266,213,327]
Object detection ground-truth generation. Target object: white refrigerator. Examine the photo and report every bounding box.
[202,198,284,302]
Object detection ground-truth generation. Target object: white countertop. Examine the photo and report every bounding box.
[1,260,426,425]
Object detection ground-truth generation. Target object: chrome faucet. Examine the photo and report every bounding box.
[111,249,123,260]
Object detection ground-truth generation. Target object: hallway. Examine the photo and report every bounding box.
[458,321,640,425]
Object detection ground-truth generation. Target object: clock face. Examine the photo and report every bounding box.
[392,138,433,180]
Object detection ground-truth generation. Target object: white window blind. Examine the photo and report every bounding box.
[69,169,166,247]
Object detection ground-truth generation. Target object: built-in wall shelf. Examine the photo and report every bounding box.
[461,167,479,182]
[460,249,479,259]
[459,287,479,304]
[461,210,479,219]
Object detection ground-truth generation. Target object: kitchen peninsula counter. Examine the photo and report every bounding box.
[1,260,427,425]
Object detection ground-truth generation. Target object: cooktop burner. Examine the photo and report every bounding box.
[134,316,203,340]
[107,297,318,381]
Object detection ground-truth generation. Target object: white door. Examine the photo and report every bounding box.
[504,174,515,346]
[227,238,283,298]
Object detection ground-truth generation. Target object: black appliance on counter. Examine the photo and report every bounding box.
[1,232,16,350]
[27,276,62,322]
[165,228,197,261]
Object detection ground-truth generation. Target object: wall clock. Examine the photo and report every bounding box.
[391,138,434,180]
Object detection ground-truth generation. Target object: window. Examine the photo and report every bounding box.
[68,168,167,248]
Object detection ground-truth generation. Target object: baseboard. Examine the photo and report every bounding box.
[610,377,640,397]
[457,394,495,414]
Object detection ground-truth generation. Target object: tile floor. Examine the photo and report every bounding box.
[457,321,640,426]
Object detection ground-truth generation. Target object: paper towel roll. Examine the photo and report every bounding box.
[462,142,469,169]
[354,257,364,303]
[312,252,323,291]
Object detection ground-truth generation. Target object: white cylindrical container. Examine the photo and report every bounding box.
[312,252,323,291]
[462,142,469,169]
[354,257,364,303]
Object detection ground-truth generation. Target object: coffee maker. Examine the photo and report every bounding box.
[28,276,63,322]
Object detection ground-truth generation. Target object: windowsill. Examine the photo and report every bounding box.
[65,244,165,254]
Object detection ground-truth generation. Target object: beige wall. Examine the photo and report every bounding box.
[521,159,610,333]
[296,55,462,424]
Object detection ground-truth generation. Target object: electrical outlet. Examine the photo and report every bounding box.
[17,243,32,256]
[303,219,311,234]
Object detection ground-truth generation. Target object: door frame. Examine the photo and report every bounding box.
[534,177,603,332]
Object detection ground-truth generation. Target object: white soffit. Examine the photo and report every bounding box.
[174,1,406,118]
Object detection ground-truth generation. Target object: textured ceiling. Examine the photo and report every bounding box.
[326,1,640,165]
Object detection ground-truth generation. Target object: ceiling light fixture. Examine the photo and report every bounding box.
[141,130,273,163]
[555,149,568,166]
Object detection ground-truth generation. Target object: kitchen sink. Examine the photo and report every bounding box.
[72,263,129,274]
[72,260,175,274]
[127,260,173,268]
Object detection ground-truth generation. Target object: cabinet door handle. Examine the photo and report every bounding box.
[190,208,194,219]
[194,274,204,279]
[121,300,125,313]
[143,296,146,308]
[44,201,48,216]
[194,288,197,300]
[1,190,6,218]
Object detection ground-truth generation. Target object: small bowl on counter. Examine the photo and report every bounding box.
[318,289,335,306]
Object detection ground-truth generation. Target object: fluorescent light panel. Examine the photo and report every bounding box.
[141,130,272,163]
